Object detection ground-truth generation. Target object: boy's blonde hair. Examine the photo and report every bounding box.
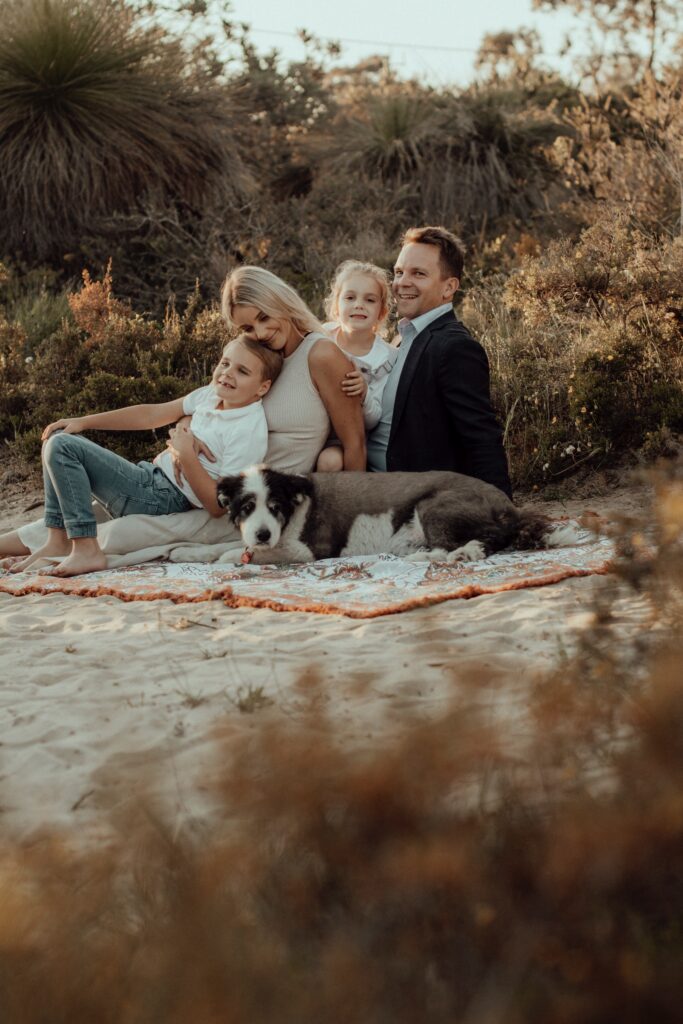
[324,260,391,323]
[221,266,323,338]
[227,334,283,386]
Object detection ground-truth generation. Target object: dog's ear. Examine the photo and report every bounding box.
[216,475,243,509]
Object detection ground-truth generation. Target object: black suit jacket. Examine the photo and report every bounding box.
[385,309,512,498]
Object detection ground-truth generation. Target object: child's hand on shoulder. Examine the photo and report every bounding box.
[41,418,86,441]
[341,369,368,400]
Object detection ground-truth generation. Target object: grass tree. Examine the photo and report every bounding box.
[312,82,576,237]
[0,0,249,262]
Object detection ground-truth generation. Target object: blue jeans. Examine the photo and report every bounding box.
[42,432,194,539]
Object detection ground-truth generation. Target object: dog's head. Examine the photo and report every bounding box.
[217,465,313,551]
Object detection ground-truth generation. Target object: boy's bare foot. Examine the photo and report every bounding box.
[9,536,72,574]
[45,548,108,577]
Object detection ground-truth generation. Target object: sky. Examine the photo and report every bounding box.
[220,0,582,86]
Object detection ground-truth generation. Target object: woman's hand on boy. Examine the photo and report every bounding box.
[167,423,195,460]
[341,370,368,400]
[167,417,215,485]
[41,418,85,441]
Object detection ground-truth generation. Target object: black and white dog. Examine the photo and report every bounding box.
[212,465,580,565]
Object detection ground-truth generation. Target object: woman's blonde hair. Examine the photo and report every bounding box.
[221,266,323,337]
[324,260,391,324]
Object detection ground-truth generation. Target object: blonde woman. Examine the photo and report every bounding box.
[221,266,365,473]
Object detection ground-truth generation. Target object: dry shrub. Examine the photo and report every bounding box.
[550,71,683,236]
[0,268,228,463]
[0,465,681,1023]
[464,214,683,487]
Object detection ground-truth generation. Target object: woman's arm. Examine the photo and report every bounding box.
[309,340,366,470]
[167,424,224,517]
[42,398,187,440]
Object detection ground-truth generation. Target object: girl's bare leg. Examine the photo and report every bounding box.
[9,527,71,573]
[315,446,344,473]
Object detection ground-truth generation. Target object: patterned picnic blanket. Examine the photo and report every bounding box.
[0,531,614,617]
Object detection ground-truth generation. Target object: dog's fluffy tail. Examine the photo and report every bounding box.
[511,508,586,550]
[542,520,587,548]
[511,508,554,550]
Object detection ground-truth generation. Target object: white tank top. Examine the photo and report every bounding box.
[263,332,331,473]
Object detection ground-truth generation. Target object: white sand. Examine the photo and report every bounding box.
[0,479,652,841]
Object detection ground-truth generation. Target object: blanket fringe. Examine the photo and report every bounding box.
[0,562,612,617]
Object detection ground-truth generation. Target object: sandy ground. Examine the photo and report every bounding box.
[0,470,653,841]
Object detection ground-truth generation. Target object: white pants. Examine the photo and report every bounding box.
[18,505,242,567]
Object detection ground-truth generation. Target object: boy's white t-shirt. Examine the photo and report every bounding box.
[323,322,398,429]
[154,385,268,507]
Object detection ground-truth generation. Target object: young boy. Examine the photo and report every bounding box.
[12,335,282,577]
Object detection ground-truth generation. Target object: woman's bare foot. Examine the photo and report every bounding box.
[44,537,107,577]
[0,555,27,570]
[9,534,72,574]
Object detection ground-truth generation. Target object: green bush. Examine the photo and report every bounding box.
[573,336,683,456]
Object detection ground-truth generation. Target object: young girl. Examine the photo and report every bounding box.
[316,260,398,473]
[10,335,282,577]
[221,265,366,474]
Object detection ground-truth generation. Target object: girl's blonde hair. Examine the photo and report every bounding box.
[221,266,323,337]
[324,260,391,323]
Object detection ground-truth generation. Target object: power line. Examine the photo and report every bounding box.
[249,27,486,55]
[245,26,579,60]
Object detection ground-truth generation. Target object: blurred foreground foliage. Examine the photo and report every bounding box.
[0,460,681,1022]
[0,0,682,485]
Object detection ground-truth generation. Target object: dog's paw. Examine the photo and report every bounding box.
[168,545,220,564]
[446,540,486,563]
[406,548,449,563]
[405,549,431,563]
[217,550,243,565]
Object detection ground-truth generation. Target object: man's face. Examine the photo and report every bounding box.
[392,242,458,320]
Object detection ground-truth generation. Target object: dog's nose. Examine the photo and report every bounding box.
[256,528,271,544]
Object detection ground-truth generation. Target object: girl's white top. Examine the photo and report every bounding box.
[154,385,268,506]
[323,322,398,430]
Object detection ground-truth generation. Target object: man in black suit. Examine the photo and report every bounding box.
[366,225,512,498]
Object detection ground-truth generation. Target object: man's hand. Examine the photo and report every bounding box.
[167,417,216,486]
[41,418,86,441]
[341,369,368,400]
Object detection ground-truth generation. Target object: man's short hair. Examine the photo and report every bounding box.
[402,225,466,281]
